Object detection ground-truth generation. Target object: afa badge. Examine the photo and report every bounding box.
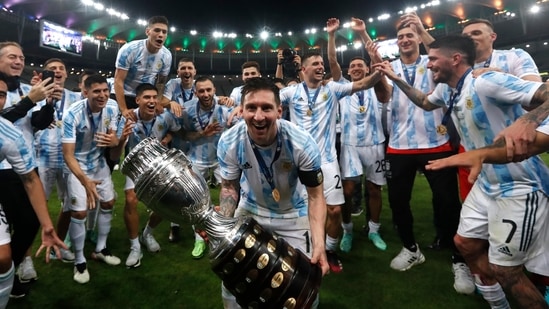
[466,97,473,110]
[316,171,323,184]
[157,124,164,131]
[418,67,426,75]
[282,161,292,171]
[321,93,328,101]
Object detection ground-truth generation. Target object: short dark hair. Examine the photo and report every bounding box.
[301,52,322,64]
[178,58,195,65]
[428,35,476,67]
[44,58,65,68]
[136,83,157,97]
[148,16,169,27]
[241,61,260,72]
[194,75,214,86]
[78,70,97,83]
[83,74,107,89]
[462,18,494,31]
[241,77,281,106]
[349,56,370,66]
[0,71,8,85]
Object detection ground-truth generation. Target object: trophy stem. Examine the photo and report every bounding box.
[194,207,240,251]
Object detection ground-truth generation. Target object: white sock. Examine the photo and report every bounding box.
[69,217,87,264]
[326,235,339,251]
[0,262,14,308]
[95,208,112,252]
[475,279,510,309]
[341,222,353,234]
[129,237,140,251]
[369,221,381,234]
[170,222,180,228]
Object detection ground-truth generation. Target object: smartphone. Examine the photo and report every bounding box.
[42,70,55,86]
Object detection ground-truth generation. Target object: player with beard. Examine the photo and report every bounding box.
[217,77,329,308]
[375,34,549,309]
[279,30,383,272]
[229,61,261,106]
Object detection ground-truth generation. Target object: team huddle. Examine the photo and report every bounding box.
[0,11,549,309]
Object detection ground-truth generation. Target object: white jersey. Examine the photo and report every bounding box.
[475,49,539,79]
[0,117,36,175]
[33,89,81,168]
[229,85,243,106]
[339,78,385,146]
[163,77,194,104]
[61,99,121,173]
[181,97,232,166]
[218,120,322,219]
[124,109,181,150]
[389,55,449,150]
[115,39,172,96]
[428,71,549,197]
[280,81,352,164]
[0,84,34,170]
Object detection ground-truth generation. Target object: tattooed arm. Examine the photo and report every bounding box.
[219,178,240,217]
[496,83,549,161]
[372,61,440,110]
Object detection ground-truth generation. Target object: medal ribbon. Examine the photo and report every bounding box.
[55,91,66,121]
[441,68,473,126]
[357,90,365,111]
[302,82,321,113]
[181,84,194,102]
[401,56,422,86]
[248,129,282,197]
[137,111,156,138]
[196,100,215,130]
[86,102,103,133]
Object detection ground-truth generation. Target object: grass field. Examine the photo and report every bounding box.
[12,157,543,308]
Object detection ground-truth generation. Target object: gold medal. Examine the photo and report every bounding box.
[466,97,473,110]
[306,109,312,116]
[359,106,365,113]
[322,93,328,101]
[436,124,447,135]
[56,120,63,128]
[418,67,425,75]
[272,188,280,202]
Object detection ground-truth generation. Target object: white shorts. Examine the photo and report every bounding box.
[234,207,312,258]
[38,166,67,201]
[124,175,135,191]
[0,204,10,246]
[191,163,221,186]
[321,161,344,206]
[340,144,386,185]
[65,165,116,212]
[458,182,549,275]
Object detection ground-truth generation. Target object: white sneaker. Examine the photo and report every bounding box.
[390,245,426,271]
[51,248,76,263]
[453,262,475,294]
[140,232,161,253]
[73,263,90,284]
[18,257,38,283]
[125,248,143,268]
[91,248,121,266]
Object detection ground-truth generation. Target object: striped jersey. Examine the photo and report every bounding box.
[33,89,81,168]
[428,71,549,197]
[0,116,36,175]
[163,77,194,104]
[0,83,34,170]
[180,97,232,166]
[217,119,322,219]
[279,81,352,164]
[61,99,121,173]
[229,85,243,106]
[474,49,539,78]
[389,55,449,150]
[338,78,385,146]
[123,108,180,150]
[115,39,172,96]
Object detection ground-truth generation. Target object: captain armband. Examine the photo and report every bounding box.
[298,168,324,187]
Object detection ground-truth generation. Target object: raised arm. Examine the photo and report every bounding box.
[219,178,240,217]
[373,61,440,110]
[399,12,435,51]
[326,18,342,82]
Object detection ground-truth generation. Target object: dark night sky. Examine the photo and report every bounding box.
[118,0,407,33]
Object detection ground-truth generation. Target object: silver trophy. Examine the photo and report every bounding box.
[121,138,321,309]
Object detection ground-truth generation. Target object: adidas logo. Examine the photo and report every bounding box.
[497,246,512,257]
[297,97,304,101]
[241,162,252,169]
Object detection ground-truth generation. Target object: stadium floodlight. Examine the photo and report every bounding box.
[287,31,292,36]
[81,0,94,6]
[170,27,176,32]
[353,41,362,49]
[190,30,197,36]
[260,30,269,40]
[213,31,222,38]
[94,3,104,11]
[530,5,540,14]
[377,13,390,21]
